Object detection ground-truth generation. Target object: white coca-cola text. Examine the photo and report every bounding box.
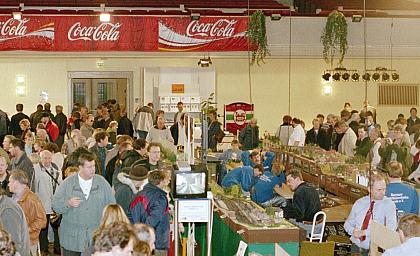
[67,22,121,41]
[186,19,237,37]
[0,18,28,37]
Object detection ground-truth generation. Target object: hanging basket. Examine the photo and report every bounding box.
[321,10,348,67]
[247,10,270,66]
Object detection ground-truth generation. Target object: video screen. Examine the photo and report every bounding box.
[176,172,206,195]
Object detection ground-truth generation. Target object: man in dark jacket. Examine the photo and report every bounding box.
[239,118,259,150]
[305,118,328,150]
[130,170,170,256]
[282,169,321,236]
[29,104,43,131]
[9,104,29,137]
[117,106,134,137]
[54,105,67,149]
[115,165,148,220]
[8,138,35,190]
[89,131,109,177]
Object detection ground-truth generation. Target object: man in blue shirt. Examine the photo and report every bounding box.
[221,164,263,193]
[251,166,286,207]
[241,150,275,172]
[344,173,397,255]
[383,214,420,256]
[386,161,419,215]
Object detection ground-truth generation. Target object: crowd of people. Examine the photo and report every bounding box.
[0,100,187,256]
[1,99,420,255]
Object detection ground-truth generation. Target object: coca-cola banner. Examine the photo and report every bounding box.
[0,15,248,52]
[0,16,157,51]
[158,17,248,51]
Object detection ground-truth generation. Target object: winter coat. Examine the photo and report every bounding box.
[0,195,31,256]
[33,163,62,214]
[146,126,176,152]
[133,106,154,132]
[117,115,134,137]
[115,172,146,220]
[52,174,115,252]
[9,152,35,190]
[129,183,170,250]
[239,124,259,150]
[0,109,9,136]
[9,112,29,137]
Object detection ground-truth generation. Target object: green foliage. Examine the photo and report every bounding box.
[265,206,276,217]
[345,155,368,164]
[200,93,216,115]
[160,146,177,163]
[247,10,270,66]
[224,185,243,198]
[321,11,348,67]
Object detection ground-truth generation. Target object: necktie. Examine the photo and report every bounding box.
[360,201,375,241]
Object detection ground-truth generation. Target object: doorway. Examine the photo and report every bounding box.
[68,71,133,114]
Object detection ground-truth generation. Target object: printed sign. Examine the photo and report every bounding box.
[171,83,185,94]
[224,102,254,135]
[0,15,249,52]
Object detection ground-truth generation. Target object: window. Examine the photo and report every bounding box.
[72,82,86,107]
[97,82,108,105]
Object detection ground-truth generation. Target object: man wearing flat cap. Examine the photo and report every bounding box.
[115,165,149,219]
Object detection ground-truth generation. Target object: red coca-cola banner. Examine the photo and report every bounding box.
[0,15,249,52]
[158,17,249,51]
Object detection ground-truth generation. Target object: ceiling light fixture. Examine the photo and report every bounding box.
[351,73,360,82]
[382,73,390,82]
[372,72,380,82]
[198,56,212,67]
[332,72,341,81]
[352,14,363,22]
[271,13,281,21]
[362,73,371,81]
[322,72,331,81]
[342,72,350,81]
[12,12,22,20]
[190,13,200,21]
[100,13,111,22]
[392,73,399,82]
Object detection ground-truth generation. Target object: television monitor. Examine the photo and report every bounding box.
[172,164,208,199]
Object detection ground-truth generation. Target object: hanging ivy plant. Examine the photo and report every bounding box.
[321,10,348,67]
[247,10,270,65]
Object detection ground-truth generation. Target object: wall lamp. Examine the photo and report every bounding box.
[271,14,281,21]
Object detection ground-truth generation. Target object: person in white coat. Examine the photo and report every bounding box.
[337,120,357,157]
[33,149,62,254]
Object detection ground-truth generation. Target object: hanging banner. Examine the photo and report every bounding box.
[224,102,254,135]
[0,15,249,52]
[158,16,249,51]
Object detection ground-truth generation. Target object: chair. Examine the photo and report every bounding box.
[309,211,327,242]
[299,241,335,256]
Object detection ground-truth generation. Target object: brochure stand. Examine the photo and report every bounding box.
[174,196,213,256]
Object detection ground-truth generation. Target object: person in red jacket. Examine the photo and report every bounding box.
[41,112,59,142]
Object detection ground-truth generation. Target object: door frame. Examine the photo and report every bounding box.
[68,71,133,116]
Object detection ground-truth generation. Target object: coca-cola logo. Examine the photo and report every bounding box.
[186,19,237,38]
[0,18,29,38]
[67,22,121,41]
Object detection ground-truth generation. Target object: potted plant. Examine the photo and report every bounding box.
[247,10,270,65]
[321,10,348,67]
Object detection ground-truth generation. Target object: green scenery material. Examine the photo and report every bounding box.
[321,10,348,67]
[247,10,270,65]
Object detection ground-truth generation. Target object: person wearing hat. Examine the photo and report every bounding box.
[115,165,149,220]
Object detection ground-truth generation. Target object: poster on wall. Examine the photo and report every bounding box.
[224,102,254,135]
[0,15,249,52]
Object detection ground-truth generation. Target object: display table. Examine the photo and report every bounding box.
[212,210,304,256]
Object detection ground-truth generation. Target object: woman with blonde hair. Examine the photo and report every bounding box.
[99,204,130,229]
[19,118,31,140]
